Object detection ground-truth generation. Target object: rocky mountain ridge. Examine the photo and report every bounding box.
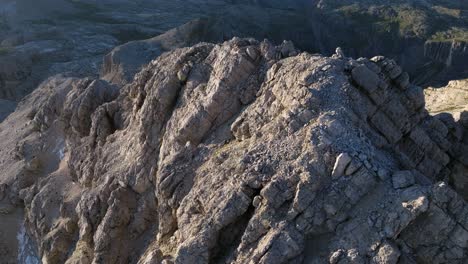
[0,0,466,109]
[0,38,467,263]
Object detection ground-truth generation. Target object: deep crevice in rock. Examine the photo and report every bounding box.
[210,188,259,264]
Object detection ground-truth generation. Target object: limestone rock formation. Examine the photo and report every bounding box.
[0,38,468,263]
[425,79,468,120]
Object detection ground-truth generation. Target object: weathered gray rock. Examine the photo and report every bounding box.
[331,153,352,179]
[0,39,467,264]
[279,40,297,58]
[334,47,345,58]
[371,241,400,264]
[351,65,380,93]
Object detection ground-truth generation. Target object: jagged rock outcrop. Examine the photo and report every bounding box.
[0,38,468,263]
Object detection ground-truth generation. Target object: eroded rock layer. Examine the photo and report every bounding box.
[0,38,467,264]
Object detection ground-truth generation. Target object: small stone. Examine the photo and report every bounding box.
[392,170,415,189]
[330,249,345,264]
[335,47,345,58]
[177,64,191,82]
[177,70,187,82]
[370,56,385,63]
[246,46,258,60]
[371,241,400,264]
[252,196,262,208]
[401,195,428,214]
[322,65,332,71]
[332,153,352,179]
[118,180,127,187]
[346,249,363,262]
[280,40,296,57]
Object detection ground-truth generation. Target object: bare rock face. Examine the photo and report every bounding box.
[425,79,468,120]
[425,80,468,199]
[1,38,468,263]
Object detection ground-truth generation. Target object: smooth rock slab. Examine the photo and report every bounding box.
[351,65,380,93]
[331,153,352,179]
